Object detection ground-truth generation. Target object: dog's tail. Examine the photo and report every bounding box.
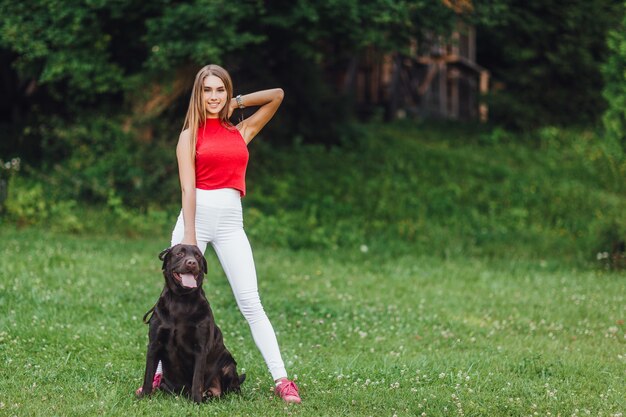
[142,305,156,324]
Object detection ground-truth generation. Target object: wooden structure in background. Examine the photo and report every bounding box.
[345,23,489,122]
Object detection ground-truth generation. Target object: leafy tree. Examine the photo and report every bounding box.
[476,0,623,129]
[1,0,459,130]
[602,2,626,148]
[0,0,462,205]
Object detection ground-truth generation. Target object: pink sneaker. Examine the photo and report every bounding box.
[274,378,301,404]
[135,372,162,396]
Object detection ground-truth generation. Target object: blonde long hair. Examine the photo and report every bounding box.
[181,64,234,162]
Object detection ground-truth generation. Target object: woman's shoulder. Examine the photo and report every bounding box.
[176,129,193,151]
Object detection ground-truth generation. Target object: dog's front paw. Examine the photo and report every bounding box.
[202,386,222,401]
[135,386,152,398]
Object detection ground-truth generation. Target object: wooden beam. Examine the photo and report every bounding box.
[386,54,402,120]
[416,54,486,74]
[341,55,359,94]
[449,68,460,119]
[439,62,447,117]
[479,70,490,122]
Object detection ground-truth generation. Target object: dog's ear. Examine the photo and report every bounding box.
[158,247,171,261]
[158,247,171,270]
[201,255,208,274]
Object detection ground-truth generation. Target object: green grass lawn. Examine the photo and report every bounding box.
[0,226,624,416]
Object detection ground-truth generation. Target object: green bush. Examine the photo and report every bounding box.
[590,217,626,269]
[3,122,625,266]
[4,177,48,225]
[602,2,626,148]
[1,174,174,236]
[243,122,626,262]
[33,114,179,207]
[477,0,623,129]
[3,176,82,232]
[0,157,20,213]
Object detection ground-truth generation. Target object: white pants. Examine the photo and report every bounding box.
[171,188,288,381]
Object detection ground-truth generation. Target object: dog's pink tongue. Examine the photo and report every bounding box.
[180,273,197,288]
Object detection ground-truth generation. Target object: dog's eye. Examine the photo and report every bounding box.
[176,252,184,257]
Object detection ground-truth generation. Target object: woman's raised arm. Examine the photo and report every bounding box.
[232,88,284,144]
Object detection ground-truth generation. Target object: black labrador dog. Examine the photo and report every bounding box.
[137,244,245,403]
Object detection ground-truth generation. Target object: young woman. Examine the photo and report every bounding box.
[141,64,300,403]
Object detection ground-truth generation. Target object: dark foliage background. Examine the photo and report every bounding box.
[0,0,458,206]
[476,0,623,129]
[0,0,624,210]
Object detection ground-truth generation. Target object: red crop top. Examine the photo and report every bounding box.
[195,118,249,196]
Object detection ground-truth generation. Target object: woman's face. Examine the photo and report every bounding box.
[202,75,227,118]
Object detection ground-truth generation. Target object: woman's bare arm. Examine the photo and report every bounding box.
[176,129,197,246]
[232,88,284,144]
